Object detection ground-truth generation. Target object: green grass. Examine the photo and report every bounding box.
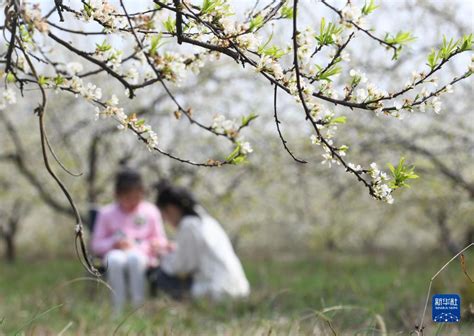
[1,251,473,335]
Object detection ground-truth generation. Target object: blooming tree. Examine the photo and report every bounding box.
[0,0,472,272]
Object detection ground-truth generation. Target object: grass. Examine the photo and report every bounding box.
[0,250,473,335]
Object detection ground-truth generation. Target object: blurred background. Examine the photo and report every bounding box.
[0,0,473,335]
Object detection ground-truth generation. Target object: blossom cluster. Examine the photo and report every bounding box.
[95,94,158,150]
[212,115,253,156]
[82,0,125,32]
[341,3,367,29]
[212,115,238,136]
[368,163,393,204]
[0,87,17,110]
[22,3,49,33]
[2,0,471,201]
[95,42,123,72]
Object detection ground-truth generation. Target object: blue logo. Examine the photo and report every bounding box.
[432,294,461,323]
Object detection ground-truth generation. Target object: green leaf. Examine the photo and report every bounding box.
[260,45,286,58]
[458,33,472,52]
[226,144,241,162]
[258,32,274,53]
[202,0,212,13]
[314,17,343,46]
[163,16,176,34]
[387,157,419,190]
[384,31,416,46]
[339,145,349,152]
[257,32,287,59]
[384,31,416,60]
[362,0,379,15]
[95,40,112,52]
[315,63,341,82]
[149,33,163,56]
[426,48,439,70]
[6,72,15,83]
[231,155,247,165]
[201,0,228,15]
[53,74,64,86]
[241,113,258,127]
[19,25,32,43]
[38,75,48,87]
[83,1,93,17]
[439,35,458,60]
[249,15,264,32]
[281,5,293,19]
[330,116,347,125]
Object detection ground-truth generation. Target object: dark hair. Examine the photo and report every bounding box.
[115,168,144,195]
[155,180,199,216]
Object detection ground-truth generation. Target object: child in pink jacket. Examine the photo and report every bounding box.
[91,168,167,312]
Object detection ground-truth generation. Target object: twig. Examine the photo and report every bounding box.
[415,243,474,335]
[273,84,307,163]
[17,37,100,276]
[54,0,65,22]
[292,0,374,195]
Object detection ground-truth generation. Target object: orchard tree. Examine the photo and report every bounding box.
[0,0,472,272]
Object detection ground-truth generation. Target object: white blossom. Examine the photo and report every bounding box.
[340,51,351,62]
[219,17,237,35]
[212,115,237,134]
[369,162,393,204]
[236,33,260,50]
[418,102,426,112]
[125,67,139,85]
[3,88,17,105]
[310,134,320,144]
[271,62,284,80]
[394,101,403,110]
[341,3,362,22]
[240,141,253,154]
[432,96,442,113]
[349,69,367,84]
[66,62,83,76]
[348,162,362,171]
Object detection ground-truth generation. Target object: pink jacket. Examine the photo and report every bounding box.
[91,201,167,266]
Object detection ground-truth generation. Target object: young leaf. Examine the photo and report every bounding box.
[6,72,15,83]
[163,16,176,34]
[330,116,347,125]
[315,18,343,46]
[149,33,163,56]
[388,157,419,190]
[38,75,48,87]
[95,40,112,52]
[315,64,342,82]
[241,113,258,127]
[281,5,293,19]
[249,15,264,32]
[226,144,241,162]
[426,48,439,70]
[362,0,379,15]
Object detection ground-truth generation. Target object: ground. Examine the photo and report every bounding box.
[1,251,473,335]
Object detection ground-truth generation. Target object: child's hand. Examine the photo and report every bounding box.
[165,241,177,252]
[114,239,134,250]
[151,240,176,255]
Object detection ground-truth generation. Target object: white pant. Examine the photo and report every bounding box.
[105,249,147,312]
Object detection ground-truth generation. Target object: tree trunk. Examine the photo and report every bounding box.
[4,234,15,263]
[436,210,459,255]
[464,227,474,247]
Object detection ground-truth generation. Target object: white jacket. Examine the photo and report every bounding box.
[161,210,250,300]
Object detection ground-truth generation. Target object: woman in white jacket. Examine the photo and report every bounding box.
[151,181,250,300]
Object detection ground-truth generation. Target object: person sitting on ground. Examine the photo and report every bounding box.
[150,181,250,300]
[91,168,167,312]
